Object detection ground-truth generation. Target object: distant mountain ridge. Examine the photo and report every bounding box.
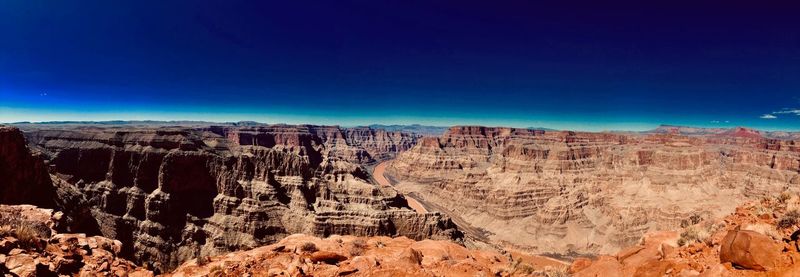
[9,120,266,126]
[646,124,800,140]
[367,124,448,136]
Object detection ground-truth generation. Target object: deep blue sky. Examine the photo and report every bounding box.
[1,1,799,131]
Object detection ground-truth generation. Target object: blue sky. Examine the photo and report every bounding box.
[1,1,800,131]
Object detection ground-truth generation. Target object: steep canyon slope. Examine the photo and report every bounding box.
[387,126,800,256]
[1,125,459,272]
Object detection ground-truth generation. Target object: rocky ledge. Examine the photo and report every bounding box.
[570,192,800,276]
[168,234,567,276]
[0,205,152,276]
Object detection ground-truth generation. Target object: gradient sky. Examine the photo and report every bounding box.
[1,1,800,131]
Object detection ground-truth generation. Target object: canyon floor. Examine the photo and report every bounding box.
[372,160,427,214]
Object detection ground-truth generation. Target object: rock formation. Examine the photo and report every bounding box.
[0,126,56,208]
[570,194,800,276]
[387,126,800,255]
[167,233,567,276]
[3,124,458,272]
[0,204,152,276]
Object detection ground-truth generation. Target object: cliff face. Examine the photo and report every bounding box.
[387,126,800,255]
[10,125,456,272]
[0,127,55,208]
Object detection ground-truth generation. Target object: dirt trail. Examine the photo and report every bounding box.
[373,160,428,214]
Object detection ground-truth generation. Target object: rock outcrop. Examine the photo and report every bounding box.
[0,204,152,276]
[387,126,800,255]
[571,194,800,276]
[5,124,457,272]
[167,233,568,276]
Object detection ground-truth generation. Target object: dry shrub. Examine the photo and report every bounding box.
[300,242,318,253]
[349,238,368,256]
[778,192,793,203]
[0,210,50,250]
[778,210,800,229]
[208,265,224,277]
[680,214,704,228]
[677,222,721,247]
[0,225,12,237]
[538,265,569,277]
[14,225,42,249]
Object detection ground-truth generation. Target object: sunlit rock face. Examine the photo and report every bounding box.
[387,126,800,255]
[14,125,458,272]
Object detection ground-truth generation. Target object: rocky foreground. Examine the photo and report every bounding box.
[571,193,800,276]
[8,194,800,276]
[0,205,152,276]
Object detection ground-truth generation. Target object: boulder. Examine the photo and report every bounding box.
[310,251,348,265]
[719,229,781,271]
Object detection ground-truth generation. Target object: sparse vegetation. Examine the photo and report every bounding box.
[300,242,318,252]
[778,191,793,203]
[14,224,42,249]
[677,222,722,247]
[350,238,368,256]
[680,214,704,228]
[0,209,50,250]
[778,210,800,229]
[208,265,224,277]
[537,266,569,277]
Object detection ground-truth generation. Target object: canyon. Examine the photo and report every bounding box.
[0,124,460,273]
[386,126,800,257]
[3,122,800,276]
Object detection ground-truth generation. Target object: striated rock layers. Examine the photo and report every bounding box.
[4,125,457,272]
[387,126,800,256]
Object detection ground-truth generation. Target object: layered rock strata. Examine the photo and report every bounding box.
[4,125,457,272]
[387,126,800,255]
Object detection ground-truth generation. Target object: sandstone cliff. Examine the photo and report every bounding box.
[387,126,800,256]
[5,125,457,272]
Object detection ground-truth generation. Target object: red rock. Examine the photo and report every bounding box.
[569,257,593,273]
[310,251,348,264]
[719,229,782,271]
[632,259,674,277]
[573,255,623,277]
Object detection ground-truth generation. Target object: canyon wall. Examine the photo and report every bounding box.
[5,125,457,272]
[387,126,800,255]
